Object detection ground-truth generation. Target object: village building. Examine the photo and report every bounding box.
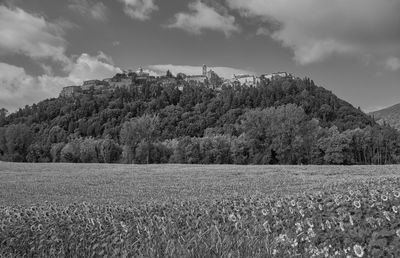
[185,65,210,84]
[232,74,259,87]
[109,78,133,89]
[262,72,291,80]
[135,67,150,81]
[59,66,294,98]
[60,86,82,98]
[81,80,103,91]
[186,75,207,84]
[132,67,153,85]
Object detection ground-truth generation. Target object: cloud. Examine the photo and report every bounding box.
[0,5,69,64]
[227,0,400,67]
[67,52,122,83]
[0,62,73,112]
[119,0,158,21]
[167,1,240,36]
[384,57,400,71]
[256,27,271,37]
[112,41,121,47]
[0,53,122,111]
[68,0,108,21]
[148,64,253,79]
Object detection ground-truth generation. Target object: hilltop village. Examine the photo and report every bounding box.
[60,65,292,98]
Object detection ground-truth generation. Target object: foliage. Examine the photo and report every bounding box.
[79,137,100,163]
[60,141,80,163]
[120,114,159,164]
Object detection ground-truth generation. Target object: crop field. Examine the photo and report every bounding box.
[1,163,400,257]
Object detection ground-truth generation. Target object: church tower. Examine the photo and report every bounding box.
[202,64,207,76]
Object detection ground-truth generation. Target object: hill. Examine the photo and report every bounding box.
[370,103,400,130]
[0,73,398,165]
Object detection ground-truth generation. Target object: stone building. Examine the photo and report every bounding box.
[185,64,209,84]
[232,74,259,87]
[109,78,133,89]
[262,72,291,80]
[186,75,207,84]
[81,80,103,91]
[60,86,82,98]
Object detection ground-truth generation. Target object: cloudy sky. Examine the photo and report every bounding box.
[0,0,399,112]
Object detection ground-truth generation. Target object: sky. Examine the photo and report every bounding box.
[0,0,399,112]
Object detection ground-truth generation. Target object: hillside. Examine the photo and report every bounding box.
[370,103,400,130]
[1,73,398,165]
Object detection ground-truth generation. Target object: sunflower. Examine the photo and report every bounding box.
[353,244,364,257]
[228,214,236,222]
[394,191,400,198]
[353,200,361,209]
[261,209,268,216]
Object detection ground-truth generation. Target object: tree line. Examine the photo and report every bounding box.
[1,76,397,165]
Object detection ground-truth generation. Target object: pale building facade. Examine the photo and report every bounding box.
[233,74,259,87]
[60,86,81,98]
[262,72,291,80]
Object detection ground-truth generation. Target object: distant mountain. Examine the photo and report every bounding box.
[370,103,400,130]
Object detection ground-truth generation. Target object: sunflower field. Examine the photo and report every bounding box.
[1,178,400,257]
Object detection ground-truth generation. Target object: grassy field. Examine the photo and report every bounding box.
[2,163,400,257]
[1,162,400,206]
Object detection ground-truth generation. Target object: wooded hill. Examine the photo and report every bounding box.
[370,103,400,131]
[1,75,398,165]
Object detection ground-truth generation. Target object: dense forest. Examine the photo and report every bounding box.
[1,75,399,165]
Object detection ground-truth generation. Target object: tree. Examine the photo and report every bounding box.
[79,137,100,163]
[318,126,353,164]
[166,70,173,78]
[50,142,66,162]
[0,108,8,127]
[240,104,314,164]
[4,124,32,161]
[48,126,68,144]
[319,104,333,122]
[60,140,80,163]
[120,114,159,163]
[99,136,121,163]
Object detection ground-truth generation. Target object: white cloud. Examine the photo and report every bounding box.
[227,0,400,67]
[384,57,400,71]
[0,5,122,111]
[0,53,122,111]
[68,52,122,83]
[148,64,253,79]
[68,0,108,21]
[0,63,73,112]
[167,1,240,36]
[112,41,121,47]
[119,0,158,21]
[0,5,69,64]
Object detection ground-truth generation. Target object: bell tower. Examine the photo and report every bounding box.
[202,64,207,76]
